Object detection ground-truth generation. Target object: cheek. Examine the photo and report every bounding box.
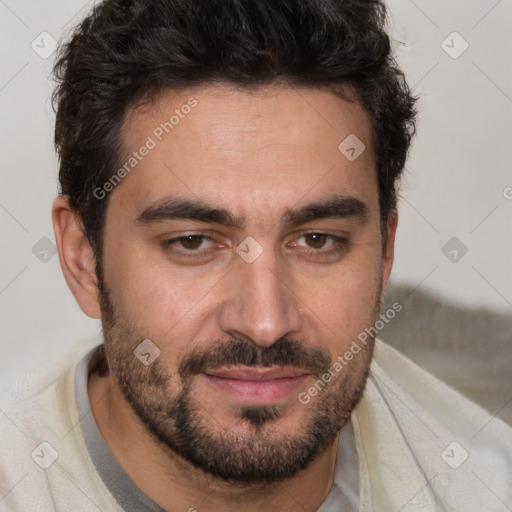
[102,231,201,321]
[297,254,382,334]
[114,275,198,335]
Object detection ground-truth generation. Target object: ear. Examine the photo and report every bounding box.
[379,210,398,308]
[52,196,101,319]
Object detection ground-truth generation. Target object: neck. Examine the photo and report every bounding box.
[88,370,340,512]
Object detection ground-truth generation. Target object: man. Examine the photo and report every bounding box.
[0,0,510,510]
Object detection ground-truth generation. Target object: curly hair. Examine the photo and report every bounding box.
[52,0,417,281]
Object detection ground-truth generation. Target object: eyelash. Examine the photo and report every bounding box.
[162,233,349,258]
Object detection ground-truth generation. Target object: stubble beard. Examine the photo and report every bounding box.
[96,283,379,485]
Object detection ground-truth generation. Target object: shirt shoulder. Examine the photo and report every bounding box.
[0,339,123,512]
[351,338,512,510]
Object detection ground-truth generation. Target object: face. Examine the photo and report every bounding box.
[97,83,393,483]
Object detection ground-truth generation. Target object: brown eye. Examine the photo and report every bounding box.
[304,233,328,249]
[163,234,220,258]
[290,233,349,259]
[179,235,205,250]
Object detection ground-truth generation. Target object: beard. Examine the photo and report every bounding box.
[96,283,379,485]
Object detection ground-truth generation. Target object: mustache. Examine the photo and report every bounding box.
[178,338,332,380]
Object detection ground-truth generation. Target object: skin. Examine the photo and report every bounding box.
[52,83,397,512]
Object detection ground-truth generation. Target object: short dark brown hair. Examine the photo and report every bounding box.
[52,0,417,282]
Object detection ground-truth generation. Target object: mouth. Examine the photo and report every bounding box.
[202,366,309,404]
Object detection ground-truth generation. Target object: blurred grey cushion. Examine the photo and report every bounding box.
[380,283,512,426]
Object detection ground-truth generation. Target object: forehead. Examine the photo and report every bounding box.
[114,83,377,222]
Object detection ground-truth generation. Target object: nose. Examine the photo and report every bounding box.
[217,250,303,347]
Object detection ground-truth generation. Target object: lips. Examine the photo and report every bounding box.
[204,366,307,381]
[202,366,309,404]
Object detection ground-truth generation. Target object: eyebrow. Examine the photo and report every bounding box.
[135,194,370,229]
